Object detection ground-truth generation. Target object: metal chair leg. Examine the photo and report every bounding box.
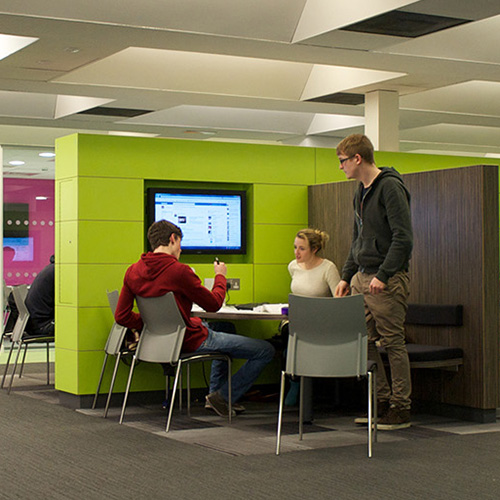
[226,356,232,424]
[299,376,304,440]
[104,353,123,418]
[276,370,286,455]
[92,354,109,410]
[1,341,16,388]
[7,341,24,394]
[166,362,183,432]
[119,356,137,424]
[18,343,28,378]
[368,371,373,458]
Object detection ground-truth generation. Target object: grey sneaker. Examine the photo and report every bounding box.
[377,407,411,430]
[354,401,390,425]
[205,399,245,414]
[205,392,236,418]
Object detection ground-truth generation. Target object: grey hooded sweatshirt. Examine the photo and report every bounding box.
[341,167,413,285]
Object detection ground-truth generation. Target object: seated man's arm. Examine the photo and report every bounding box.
[183,267,226,313]
[115,281,143,331]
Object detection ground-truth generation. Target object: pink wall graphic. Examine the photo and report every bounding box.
[3,178,55,285]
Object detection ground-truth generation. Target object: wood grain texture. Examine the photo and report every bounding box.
[309,166,499,410]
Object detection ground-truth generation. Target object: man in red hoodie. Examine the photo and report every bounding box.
[115,220,275,418]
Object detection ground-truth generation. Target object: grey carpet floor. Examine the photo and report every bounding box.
[1,365,500,499]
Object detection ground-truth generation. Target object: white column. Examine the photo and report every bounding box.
[365,90,399,152]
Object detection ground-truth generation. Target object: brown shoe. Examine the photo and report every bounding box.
[205,399,245,414]
[205,392,236,418]
[377,407,411,430]
[354,401,390,425]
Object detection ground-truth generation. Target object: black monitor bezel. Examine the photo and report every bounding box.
[146,187,247,255]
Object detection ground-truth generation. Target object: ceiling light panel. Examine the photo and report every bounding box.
[0,33,38,61]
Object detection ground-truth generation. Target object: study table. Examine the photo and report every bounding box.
[192,306,287,322]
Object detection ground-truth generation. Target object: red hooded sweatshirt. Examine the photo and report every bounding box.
[115,252,226,353]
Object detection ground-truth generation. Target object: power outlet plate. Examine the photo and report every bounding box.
[227,278,240,290]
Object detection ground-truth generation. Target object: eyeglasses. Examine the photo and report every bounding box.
[339,155,356,166]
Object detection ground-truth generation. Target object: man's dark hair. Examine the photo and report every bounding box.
[147,220,183,250]
[336,134,375,164]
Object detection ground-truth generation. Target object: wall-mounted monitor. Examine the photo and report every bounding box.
[147,188,247,254]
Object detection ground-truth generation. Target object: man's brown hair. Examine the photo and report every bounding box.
[147,220,183,250]
[336,134,375,164]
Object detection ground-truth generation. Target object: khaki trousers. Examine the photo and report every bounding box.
[351,271,411,410]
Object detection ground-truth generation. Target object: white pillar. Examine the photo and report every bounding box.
[365,90,399,152]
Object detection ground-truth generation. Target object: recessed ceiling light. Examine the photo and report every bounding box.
[35,196,48,200]
[64,47,81,54]
[9,160,25,166]
[39,152,56,158]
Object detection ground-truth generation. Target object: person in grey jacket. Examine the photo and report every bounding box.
[335,134,413,430]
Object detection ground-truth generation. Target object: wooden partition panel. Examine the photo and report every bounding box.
[309,165,499,412]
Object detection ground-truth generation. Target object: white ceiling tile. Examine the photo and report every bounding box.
[378,14,500,64]
[400,81,500,117]
[293,0,417,42]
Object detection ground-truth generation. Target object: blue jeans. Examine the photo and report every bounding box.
[195,327,275,403]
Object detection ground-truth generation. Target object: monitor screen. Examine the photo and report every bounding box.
[147,188,247,254]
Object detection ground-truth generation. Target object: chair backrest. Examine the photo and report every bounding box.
[10,285,30,343]
[135,292,186,364]
[107,289,119,315]
[286,293,367,378]
[104,290,128,355]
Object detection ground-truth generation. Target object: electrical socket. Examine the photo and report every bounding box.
[226,278,240,290]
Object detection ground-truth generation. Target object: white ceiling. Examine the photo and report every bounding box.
[1,0,500,178]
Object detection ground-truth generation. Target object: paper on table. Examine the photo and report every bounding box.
[253,303,288,314]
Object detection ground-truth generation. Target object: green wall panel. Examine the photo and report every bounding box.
[55,306,78,351]
[58,221,78,264]
[315,148,346,185]
[57,177,78,222]
[78,264,134,307]
[78,177,144,221]
[55,134,79,180]
[76,134,316,185]
[188,263,254,305]
[78,221,143,264]
[253,184,308,224]
[54,348,78,393]
[254,264,290,303]
[77,307,113,351]
[253,224,303,264]
[58,264,77,306]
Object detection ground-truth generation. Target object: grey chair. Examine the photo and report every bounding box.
[119,292,232,432]
[0,281,12,351]
[1,284,54,394]
[276,293,377,458]
[92,290,132,417]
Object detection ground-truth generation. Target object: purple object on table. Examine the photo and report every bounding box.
[281,306,289,316]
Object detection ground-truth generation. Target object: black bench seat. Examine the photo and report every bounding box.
[379,344,464,370]
[378,303,464,371]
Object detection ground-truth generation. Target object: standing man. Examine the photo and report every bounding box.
[334,134,413,430]
[115,220,275,418]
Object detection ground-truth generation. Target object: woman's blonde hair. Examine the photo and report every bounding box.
[295,228,329,254]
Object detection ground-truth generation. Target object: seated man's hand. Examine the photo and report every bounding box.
[214,261,227,276]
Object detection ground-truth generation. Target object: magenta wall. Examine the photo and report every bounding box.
[3,178,55,285]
